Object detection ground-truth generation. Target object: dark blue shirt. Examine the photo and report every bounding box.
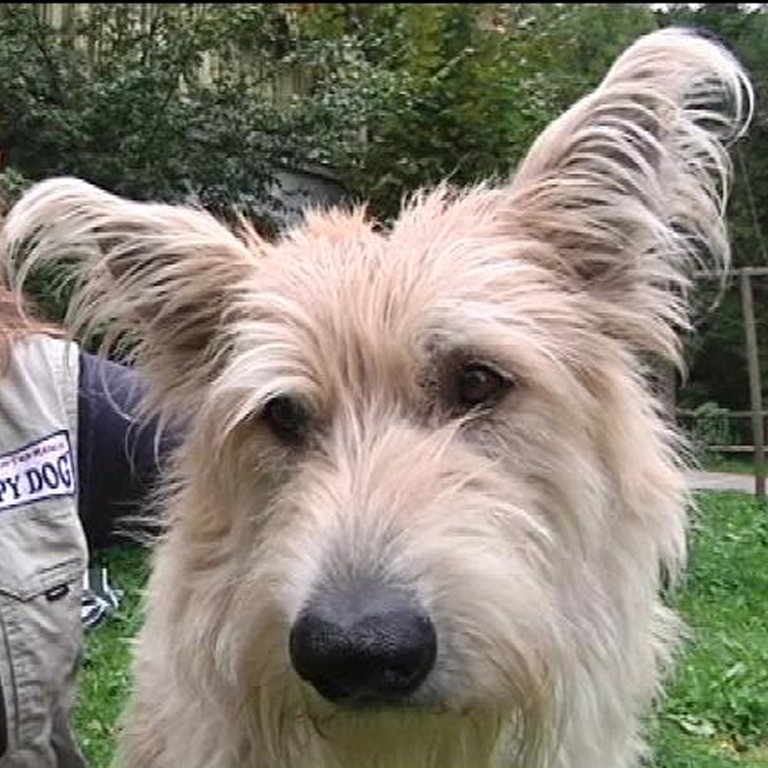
[77,352,173,550]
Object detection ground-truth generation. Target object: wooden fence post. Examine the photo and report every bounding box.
[739,271,766,498]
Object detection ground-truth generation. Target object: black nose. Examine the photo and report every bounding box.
[289,582,437,706]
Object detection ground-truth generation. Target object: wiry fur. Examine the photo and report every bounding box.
[1,28,753,768]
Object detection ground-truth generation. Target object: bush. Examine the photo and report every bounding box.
[689,402,736,465]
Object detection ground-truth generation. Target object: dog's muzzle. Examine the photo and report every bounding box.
[289,581,437,706]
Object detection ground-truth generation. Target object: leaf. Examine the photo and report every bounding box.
[669,714,718,738]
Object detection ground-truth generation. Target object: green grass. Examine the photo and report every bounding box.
[73,545,150,767]
[651,491,768,767]
[73,492,768,767]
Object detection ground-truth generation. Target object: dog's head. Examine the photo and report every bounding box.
[2,27,752,768]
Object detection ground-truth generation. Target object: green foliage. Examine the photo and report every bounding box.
[0,166,32,208]
[306,3,657,218]
[688,401,737,464]
[0,4,340,216]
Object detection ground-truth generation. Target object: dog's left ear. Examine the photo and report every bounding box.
[506,27,753,364]
[1,177,262,413]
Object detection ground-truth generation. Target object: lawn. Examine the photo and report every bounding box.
[651,492,768,768]
[73,491,768,767]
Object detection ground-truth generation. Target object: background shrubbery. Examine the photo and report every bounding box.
[1,3,767,414]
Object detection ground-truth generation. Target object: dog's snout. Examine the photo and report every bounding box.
[289,584,436,705]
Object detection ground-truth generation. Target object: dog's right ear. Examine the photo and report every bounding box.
[504,28,753,366]
[1,177,262,413]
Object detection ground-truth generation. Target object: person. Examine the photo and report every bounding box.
[0,280,171,768]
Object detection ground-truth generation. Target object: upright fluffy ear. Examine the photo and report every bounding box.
[507,27,753,365]
[0,177,262,413]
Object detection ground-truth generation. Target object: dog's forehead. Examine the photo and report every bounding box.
[231,194,582,404]
[257,188,536,333]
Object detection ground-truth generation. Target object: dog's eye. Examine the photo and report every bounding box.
[262,395,311,445]
[454,363,510,410]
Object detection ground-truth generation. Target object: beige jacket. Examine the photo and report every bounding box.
[0,335,88,768]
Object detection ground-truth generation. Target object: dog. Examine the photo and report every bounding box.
[1,26,753,768]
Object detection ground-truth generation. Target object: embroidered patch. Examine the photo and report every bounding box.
[0,431,75,512]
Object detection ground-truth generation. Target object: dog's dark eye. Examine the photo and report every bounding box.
[454,363,510,410]
[262,395,311,445]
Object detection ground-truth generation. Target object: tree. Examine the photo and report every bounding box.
[0,4,338,220]
[296,4,657,219]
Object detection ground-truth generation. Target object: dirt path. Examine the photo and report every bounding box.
[684,470,756,494]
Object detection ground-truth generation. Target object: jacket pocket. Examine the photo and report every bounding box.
[0,500,87,759]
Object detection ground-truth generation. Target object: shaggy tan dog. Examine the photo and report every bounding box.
[2,27,753,768]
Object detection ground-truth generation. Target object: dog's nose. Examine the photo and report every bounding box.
[289,583,437,705]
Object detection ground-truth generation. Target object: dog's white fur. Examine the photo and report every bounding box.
[1,28,753,768]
